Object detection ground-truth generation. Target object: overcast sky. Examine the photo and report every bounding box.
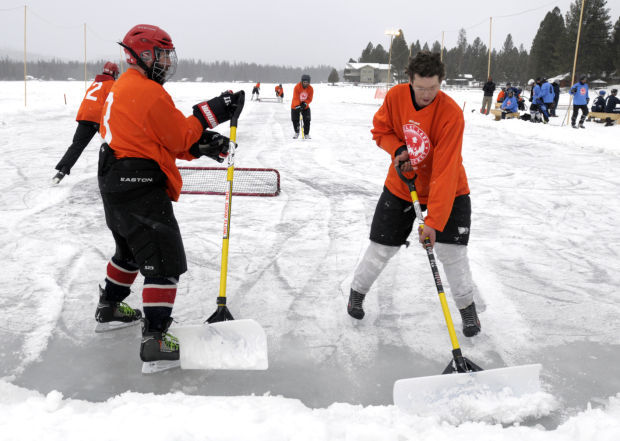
[1,0,619,68]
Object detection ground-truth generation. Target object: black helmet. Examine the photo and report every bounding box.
[612,88,618,94]
[579,74,587,82]
[301,74,310,83]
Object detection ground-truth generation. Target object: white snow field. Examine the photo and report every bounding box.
[1,79,619,440]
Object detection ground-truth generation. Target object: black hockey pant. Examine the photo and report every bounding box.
[571,105,589,125]
[55,120,99,174]
[291,107,311,134]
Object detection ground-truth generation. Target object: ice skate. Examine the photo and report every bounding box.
[304,134,311,139]
[579,122,585,129]
[140,317,180,374]
[347,289,366,320]
[95,286,142,333]
[52,171,66,184]
[458,302,481,337]
[293,131,299,139]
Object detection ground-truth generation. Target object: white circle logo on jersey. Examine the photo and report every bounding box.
[300,91,309,101]
[402,123,431,165]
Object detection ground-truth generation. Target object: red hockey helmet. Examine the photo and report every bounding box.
[102,61,119,79]
[120,24,177,84]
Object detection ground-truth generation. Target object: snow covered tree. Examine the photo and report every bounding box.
[565,0,612,78]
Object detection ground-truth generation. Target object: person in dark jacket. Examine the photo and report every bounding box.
[604,89,620,126]
[481,76,495,114]
[591,90,606,112]
[550,81,560,116]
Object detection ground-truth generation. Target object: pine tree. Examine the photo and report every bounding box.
[528,7,567,80]
[371,44,389,63]
[390,30,410,83]
[468,37,488,81]
[328,68,339,84]
[609,16,620,76]
[360,43,374,62]
[565,0,612,78]
[497,34,520,83]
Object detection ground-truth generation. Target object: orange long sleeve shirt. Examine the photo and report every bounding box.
[291,82,313,109]
[76,74,115,123]
[99,69,203,201]
[371,84,469,232]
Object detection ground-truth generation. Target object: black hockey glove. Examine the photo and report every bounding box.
[193,90,243,130]
[189,131,233,163]
[299,101,308,110]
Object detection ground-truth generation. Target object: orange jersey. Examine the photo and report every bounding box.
[99,69,203,201]
[291,82,314,109]
[275,85,283,96]
[76,74,115,123]
[371,84,469,231]
[497,90,505,102]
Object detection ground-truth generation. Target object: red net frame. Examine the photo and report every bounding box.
[179,166,280,197]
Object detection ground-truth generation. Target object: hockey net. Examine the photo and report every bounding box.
[179,167,280,197]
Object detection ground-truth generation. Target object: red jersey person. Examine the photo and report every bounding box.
[52,61,119,183]
[275,83,284,102]
[291,74,313,139]
[348,51,484,338]
[96,24,243,366]
[251,82,260,100]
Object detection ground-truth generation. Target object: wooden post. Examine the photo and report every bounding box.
[563,0,586,127]
[487,17,492,79]
[23,5,27,107]
[387,34,394,87]
[84,23,87,92]
[441,31,445,62]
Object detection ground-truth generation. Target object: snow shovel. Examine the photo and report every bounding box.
[392,162,541,413]
[174,91,268,371]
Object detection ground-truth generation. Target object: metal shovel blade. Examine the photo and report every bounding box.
[174,319,268,370]
[394,363,542,414]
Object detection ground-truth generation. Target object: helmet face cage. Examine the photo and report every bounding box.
[150,46,177,85]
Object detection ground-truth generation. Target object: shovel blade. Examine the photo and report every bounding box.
[174,319,268,370]
[394,363,542,414]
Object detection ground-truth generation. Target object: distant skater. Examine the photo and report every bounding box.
[52,61,119,183]
[291,74,313,139]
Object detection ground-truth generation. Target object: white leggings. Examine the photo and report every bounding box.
[351,241,483,311]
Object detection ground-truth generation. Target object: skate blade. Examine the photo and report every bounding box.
[141,360,181,374]
[94,320,140,333]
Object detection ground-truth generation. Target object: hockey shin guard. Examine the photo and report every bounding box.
[351,241,400,294]
[433,243,484,311]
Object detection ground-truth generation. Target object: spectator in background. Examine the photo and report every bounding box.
[569,75,589,129]
[496,87,506,103]
[604,88,620,126]
[541,78,555,118]
[500,90,519,118]
[591,90,606,112]
[551,81,560,116]
[532,78,549,124]
[481,76,495,114]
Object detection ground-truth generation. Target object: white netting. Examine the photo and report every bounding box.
[179,167,280,197]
